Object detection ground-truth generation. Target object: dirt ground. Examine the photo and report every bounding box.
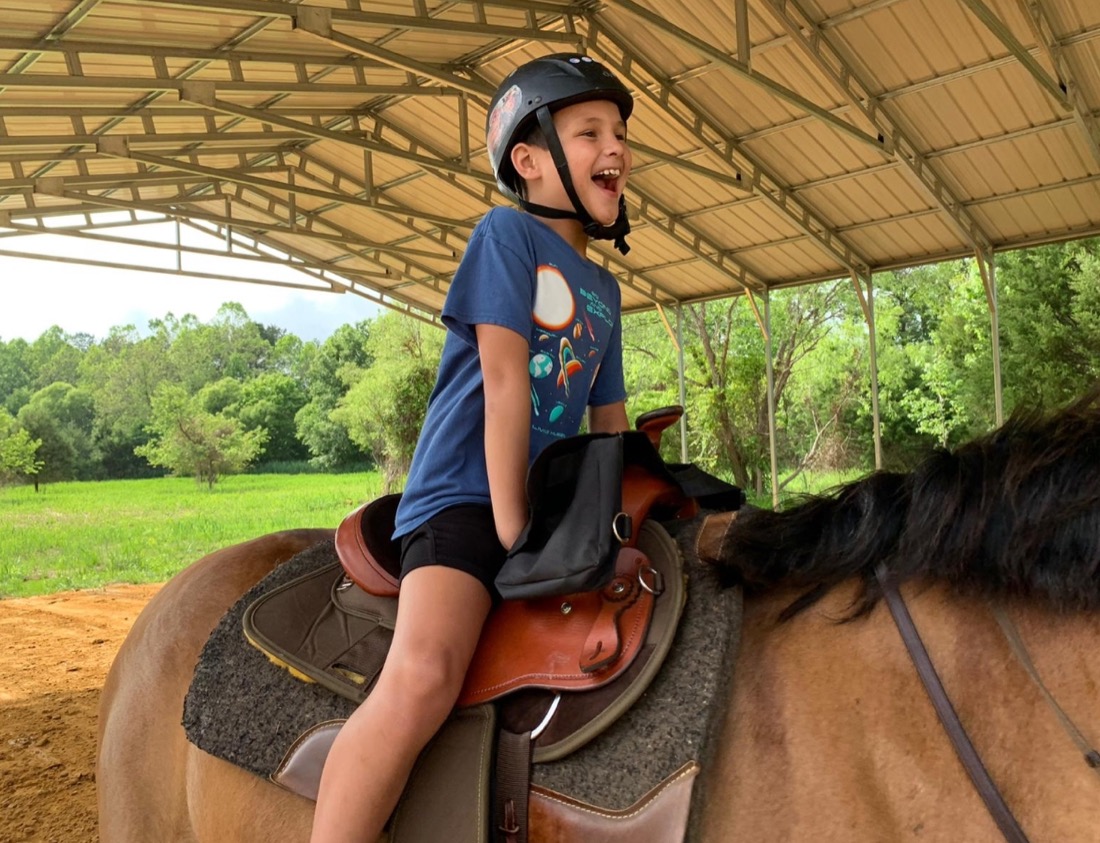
[0,584,161,843]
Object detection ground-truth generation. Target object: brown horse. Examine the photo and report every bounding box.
[98,396,1100,841]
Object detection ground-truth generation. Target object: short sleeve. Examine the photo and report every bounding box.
[442,211,535,348]
[588,309,626,406]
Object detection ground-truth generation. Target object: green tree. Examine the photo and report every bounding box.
[0,409,42,485]
[295,321,374,468]
[197,377,243,415]
[136,384,267,488]
[623,282,860,493]
[78,325,175,478]
[16,382,98,483]
[235,373,309,463]
[0,337,32,414]
[995,239,1100,410]
[332,314,442,490]
[27,326,86,391]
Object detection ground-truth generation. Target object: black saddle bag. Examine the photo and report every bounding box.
[495,432,626,600]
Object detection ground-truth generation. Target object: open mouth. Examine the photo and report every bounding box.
[592,168,622,195]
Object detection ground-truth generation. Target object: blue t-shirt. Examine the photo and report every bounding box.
[393,207,626,537]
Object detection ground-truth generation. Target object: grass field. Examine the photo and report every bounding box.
[0,472,382,599]
[0,466,869,599]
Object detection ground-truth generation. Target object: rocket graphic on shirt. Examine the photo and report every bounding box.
[527,264,613,435]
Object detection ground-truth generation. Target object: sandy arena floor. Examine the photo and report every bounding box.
[0,584,161,843]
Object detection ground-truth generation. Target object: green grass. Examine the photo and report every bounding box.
[744,467,870,509]
[0,472,382,599]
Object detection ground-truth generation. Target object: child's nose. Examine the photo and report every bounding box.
[605,134,627,156]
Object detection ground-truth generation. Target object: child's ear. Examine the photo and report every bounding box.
[510,142,542,184]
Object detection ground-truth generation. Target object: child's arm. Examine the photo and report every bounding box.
[476,323,532,550]
[588,401,629,434]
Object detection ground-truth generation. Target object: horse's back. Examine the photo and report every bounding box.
[97,529,331,843]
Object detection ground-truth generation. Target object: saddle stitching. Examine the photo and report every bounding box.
[529,760,699,819]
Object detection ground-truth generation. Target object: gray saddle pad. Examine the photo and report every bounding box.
[182,517,742,811]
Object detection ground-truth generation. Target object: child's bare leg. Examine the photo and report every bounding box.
[309,566,492,843]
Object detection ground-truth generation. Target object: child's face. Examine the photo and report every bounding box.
[529,99,632,227]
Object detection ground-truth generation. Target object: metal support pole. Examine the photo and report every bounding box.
[989,256,1004,426]
[224,196,232,252]
[976,250,1005,426]
[866,274,883,469]
[677,303,688,463]
[764,290,779,508]
[735,0,751,68]
[850,272,883,469]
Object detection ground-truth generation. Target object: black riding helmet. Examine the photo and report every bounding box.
[486,53,634,255]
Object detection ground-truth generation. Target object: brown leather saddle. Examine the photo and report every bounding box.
[333,408,695,706]
[244,408,707,841]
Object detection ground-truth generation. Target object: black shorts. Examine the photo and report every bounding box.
[399,504,508,598]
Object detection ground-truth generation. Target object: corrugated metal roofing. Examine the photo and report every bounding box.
[0,0,1097,320]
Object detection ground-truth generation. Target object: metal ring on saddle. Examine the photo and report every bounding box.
[612,511,632,544]
[638,564,664,596]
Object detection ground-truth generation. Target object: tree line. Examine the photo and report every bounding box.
[1,238,1097,494]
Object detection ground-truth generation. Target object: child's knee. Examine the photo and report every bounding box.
[379,648,467,712]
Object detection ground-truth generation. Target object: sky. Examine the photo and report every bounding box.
[0,220,381,344]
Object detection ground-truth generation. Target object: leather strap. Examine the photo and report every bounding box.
[992,604,1100,772]
[579,572,639,673]
[496,730,532,843]
[876,564,1030,843]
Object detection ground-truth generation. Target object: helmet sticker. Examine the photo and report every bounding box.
[487,83,522,161]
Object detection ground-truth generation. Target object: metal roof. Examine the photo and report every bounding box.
[1,0,1098,322]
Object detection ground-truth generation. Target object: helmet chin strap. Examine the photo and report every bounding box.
[518,106,631,256]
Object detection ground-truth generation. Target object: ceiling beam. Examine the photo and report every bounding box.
[4,168,280,194]
[0,0,104,82]
[0,73,462,98]
[124,0,585,46]
[588,17,874,279]
[222,189,454,300]
[0,35,387,70]
[0,132,311,150]
[0,219,400,280]
[176,84,494,185]
[96,139,479,229]
[957,0,1072,109]
[760,0,994,255]
[0,196,455,262]
[292,8,494,98]
[603,0,890,153]
[1018,0,1100,168]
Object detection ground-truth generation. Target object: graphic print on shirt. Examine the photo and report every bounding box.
[528,264,612,436]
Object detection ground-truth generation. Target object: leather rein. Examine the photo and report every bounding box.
[875,564,1031,843]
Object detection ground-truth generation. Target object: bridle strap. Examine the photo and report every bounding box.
[991,604,1100,773]
[875,564,1031,843]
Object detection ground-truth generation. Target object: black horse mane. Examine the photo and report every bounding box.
[718,387,1100,619]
